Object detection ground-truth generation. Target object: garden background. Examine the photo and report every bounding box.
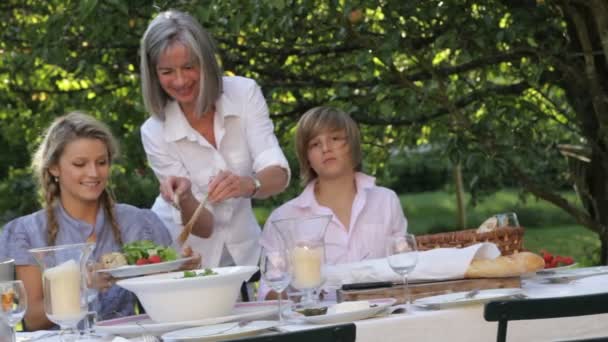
[1,0,607,266]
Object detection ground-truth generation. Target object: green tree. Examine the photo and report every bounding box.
[2,1,608,262]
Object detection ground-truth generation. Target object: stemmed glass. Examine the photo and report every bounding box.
[260,248,292,322]
[0,280,28,342]
[495,212,520,228]
[387,234,418,311]
[80,260,100,339]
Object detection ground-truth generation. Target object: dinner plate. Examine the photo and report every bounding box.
[95,301,278,336]
[413,288,524,309]
[161,320,278,341]
[537,266,608,283]
[291,298,396,324]
[96,256,195,278]
[536,263,579,275]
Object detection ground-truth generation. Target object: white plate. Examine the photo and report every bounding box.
[537,266,608,283]
[96,256,195,278]
[536,263,578,275]
[293,298,396,324]
[161,320,278,341]
[95,301,278,337]
[413,288,523,309]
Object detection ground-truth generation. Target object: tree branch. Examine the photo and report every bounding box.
[356,81,530,126]
[404,49,538,81]
[512,165,605,234]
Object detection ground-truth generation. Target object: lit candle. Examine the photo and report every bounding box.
[292,245,324,289]
[43,260,83,320]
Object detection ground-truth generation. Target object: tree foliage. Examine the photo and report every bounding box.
[2,0,608,261]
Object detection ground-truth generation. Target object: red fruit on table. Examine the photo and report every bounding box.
[548,259,558,268]
[563,256,574,265]
[136,258,149,265]
[148,255,162,264]
[543,253,553,264]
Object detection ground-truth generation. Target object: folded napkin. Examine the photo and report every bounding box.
[325,242,501,287]
[112,336,156,342]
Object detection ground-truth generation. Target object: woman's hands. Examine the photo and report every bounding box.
[160,170,257,206]
[159,176,193,205]
[179,246,202,270]
[207,170,254,204]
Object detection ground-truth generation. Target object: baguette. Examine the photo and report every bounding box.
[465,251,544,278]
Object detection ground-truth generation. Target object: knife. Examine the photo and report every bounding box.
[341,281,394,291]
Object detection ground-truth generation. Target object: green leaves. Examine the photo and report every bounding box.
[1,0,605,241]
[79,0,98,19]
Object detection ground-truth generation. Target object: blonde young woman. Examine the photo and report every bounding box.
[0,112,196,330]
[139,10,290,268]
[258,106,407,299]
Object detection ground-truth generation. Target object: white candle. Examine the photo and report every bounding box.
[43,260,82,320]
[292,245,324,289]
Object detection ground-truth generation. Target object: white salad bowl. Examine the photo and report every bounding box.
[116,266,258,322]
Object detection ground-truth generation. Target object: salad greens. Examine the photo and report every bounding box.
[183,269,217,278]
[122,240,178,265]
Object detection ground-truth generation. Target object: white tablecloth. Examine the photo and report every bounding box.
[18,270,608,342]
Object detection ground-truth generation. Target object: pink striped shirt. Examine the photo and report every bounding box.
[258,172,407,299]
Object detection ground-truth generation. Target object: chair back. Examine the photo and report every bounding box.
[484,292,608,342]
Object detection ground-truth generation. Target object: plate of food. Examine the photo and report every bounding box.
[95,301,279,337]
[289,298,395,324]
[413,288,524,309]
[161,320,278,341]
[536,266,608,283]
[536,263,579,275]
[96,240,192,278]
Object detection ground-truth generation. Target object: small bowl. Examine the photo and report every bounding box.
[116,266,258,322]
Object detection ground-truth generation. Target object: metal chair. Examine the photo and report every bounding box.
[226,323,356,342]
[484,292,608,342]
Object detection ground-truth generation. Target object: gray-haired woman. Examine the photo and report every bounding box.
[139,10,290,268]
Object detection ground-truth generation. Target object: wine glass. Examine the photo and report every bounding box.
[260,248,292,322]
[386,234,418,311]
[0,280,28,342]
[495,212,520,228]
[79,260,100,339]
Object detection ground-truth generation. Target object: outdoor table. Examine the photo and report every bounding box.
[18,268,608,342]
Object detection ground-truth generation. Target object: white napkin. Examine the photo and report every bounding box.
[325,242,501,287]
[112,337,131,342]
[112,337,156,342]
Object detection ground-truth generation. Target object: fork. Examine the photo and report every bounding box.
[188,320,252,338]
[462,288,480,300]
[135,319,159,342]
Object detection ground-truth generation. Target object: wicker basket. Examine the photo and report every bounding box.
[415,226,525,255]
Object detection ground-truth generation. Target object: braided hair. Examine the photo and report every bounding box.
[31,111,122,245]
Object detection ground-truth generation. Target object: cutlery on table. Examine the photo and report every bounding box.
[460,288,480,300]
[183,320,252,338]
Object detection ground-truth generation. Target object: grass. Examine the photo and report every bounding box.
[399,190,581,234]
[524,225,600,266]
[254,189,601,266]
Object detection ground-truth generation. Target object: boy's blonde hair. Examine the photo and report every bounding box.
[295,106,362,185]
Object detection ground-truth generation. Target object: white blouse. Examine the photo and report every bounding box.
[141,76,290,267]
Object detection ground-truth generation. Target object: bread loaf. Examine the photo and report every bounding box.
[101,252,128,269]
[465,251,544,278]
